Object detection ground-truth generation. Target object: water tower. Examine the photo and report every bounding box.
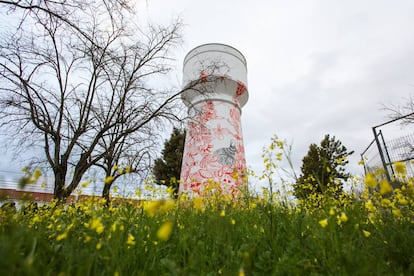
[179,43,249,196]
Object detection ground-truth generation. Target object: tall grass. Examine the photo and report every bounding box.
[1,176,413,275]
[1,137,413,275]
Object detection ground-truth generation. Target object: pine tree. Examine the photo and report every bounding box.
[153,128,186,197]
[294,134,354,200]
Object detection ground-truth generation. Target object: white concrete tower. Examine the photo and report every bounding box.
[179,43,249,196]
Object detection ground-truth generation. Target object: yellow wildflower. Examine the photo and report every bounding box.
[81,180,91,188]
[143,200,161,216]
[392,208,402,217]
[365,200,375,212]
[398,196,408,205]
[33,168,42,181]
[220,210,226,217]
[379,179,393,195]
[104,176,114,184]
[125,165,131,174]
[319,219,328,228]
[90,218,105,234]
[84,235,92,243]
[56,232,68,241]
[362,230,371,237]
[338,212,348,223]
[126,233,136,246]
[160,200,175,213]
[394,161,406,175]
[381,198,391,207]
[157,220,174,241]
[276,152,283,161]
[193,197,205,212]
[239,268,245,276]
[96,241,102,250]
[365,173,377,188]
[231,218,236,225]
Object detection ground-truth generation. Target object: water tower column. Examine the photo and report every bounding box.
[179,43,249,196]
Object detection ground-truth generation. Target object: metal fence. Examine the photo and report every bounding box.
[361,112,414,181]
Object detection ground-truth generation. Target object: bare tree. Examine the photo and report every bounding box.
[95,123,158,204]
[383,93,414,125]
[0,0,185,201]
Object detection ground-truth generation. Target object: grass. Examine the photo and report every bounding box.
[1,180,413,276]
[1,137,413,275]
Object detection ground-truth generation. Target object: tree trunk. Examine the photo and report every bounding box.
[102,182,112,205]
[53,168,68,203]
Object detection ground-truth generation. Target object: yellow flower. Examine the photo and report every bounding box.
[143,200,161,217]
[392,208,402,217]
[232,171,239,179]
[56,232,68,241]
[276,152,283,161]
[104,176,114,184]
[157,220,174,241]
[81,180,91,188]
[160,200,175,213]
[111,222,117,232]
[126,233,136,246]
[125,165,131,174]
[220,210,226,217]
[96,241,102,250]
[329,208,335,216]
[365,173,377,188]
[379,179,393,195]
[90,218,105,234]
[84,235,92,243]
[381,198,391,207]
[33,168,42,181]
[398,197,408,205]
[193,197,205,212]
[365,200,375,212]
[238,268,245,276]
[319,219,328,228]
[338,212,348,223]
[231,218,236,225]
[394,162,406,175]
[362,230,371,237]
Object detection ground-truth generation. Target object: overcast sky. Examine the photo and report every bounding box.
[135,0,414,179]
[1,0,414,187]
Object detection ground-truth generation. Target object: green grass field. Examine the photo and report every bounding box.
[1,171,413,275]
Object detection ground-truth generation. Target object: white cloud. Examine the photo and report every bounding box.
[2,0,414,187]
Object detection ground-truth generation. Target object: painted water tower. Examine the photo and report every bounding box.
[179,43,249,196]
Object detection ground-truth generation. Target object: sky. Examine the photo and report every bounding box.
[136,0,414,179]
[1,0,414,192]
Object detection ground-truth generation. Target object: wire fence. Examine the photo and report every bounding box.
[361,113,414,181]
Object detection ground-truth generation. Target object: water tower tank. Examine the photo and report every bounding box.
[179,43,249,196]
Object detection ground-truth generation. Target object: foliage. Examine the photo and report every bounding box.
[153,128,186,197]
[294,134,354,201]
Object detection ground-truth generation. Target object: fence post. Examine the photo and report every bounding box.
[372,127,391,182]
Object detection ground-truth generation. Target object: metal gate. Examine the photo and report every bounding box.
[361,112,414,181]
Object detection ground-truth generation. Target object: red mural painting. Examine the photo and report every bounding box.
[180,90,247,196]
